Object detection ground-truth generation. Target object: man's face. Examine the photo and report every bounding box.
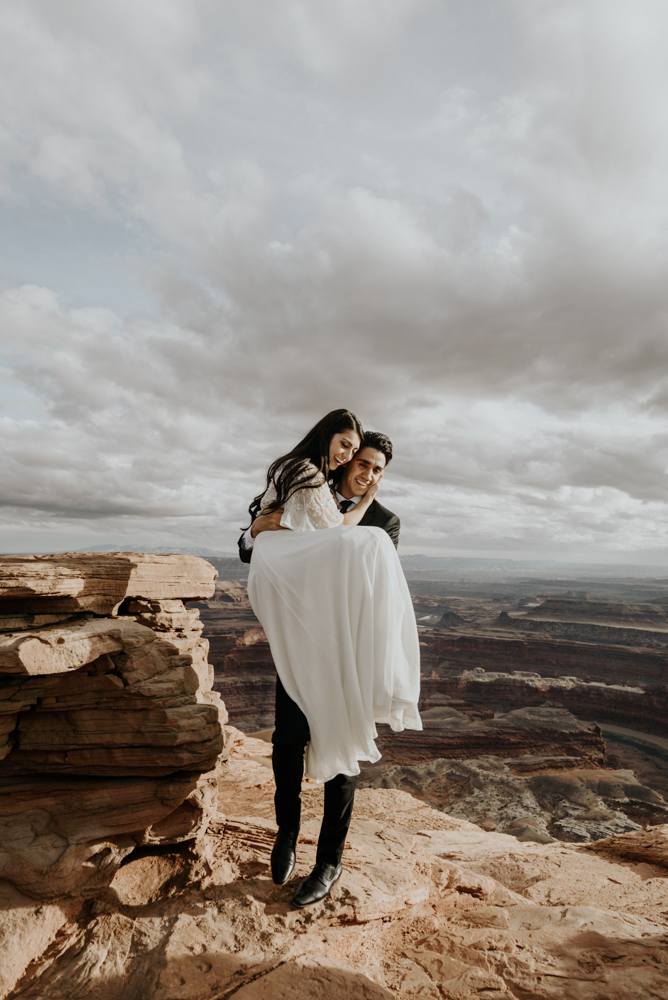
[340,447,386,497]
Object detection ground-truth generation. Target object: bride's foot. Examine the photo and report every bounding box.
[292,861,342,907]
[271,827,299,885]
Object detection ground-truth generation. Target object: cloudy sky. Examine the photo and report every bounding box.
[2,0,668,562]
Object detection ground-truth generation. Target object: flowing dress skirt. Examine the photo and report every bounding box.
[247,524,422,782]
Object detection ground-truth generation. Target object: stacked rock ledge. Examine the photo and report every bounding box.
[0,553,228,901]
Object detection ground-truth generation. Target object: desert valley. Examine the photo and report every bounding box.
[206,555,668,842]
[0,552,667,999]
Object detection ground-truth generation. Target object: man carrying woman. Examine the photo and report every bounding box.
[239,409,421,907]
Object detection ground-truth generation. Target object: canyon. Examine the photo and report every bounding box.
[204,565,668,844]
[205,567,668,735]
[2,553,668,999]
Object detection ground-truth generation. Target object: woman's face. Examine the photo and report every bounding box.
[329,430,361,470]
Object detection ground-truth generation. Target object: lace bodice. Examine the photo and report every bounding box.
[261,463,343,532]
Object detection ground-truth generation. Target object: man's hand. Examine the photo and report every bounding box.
[251,508,285,537]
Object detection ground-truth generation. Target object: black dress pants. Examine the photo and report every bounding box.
[272,676,356,867]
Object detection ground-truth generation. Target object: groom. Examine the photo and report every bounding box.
[237,431,399,906]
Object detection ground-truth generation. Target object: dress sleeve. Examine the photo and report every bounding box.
[279,472,344,532]
[260,483,278,510]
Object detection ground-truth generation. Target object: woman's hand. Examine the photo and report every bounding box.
[251,508,286,537]
[362,478,382,505]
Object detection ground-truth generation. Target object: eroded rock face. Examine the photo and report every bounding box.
[360,757,668,843]
[419,666,668,739]
[0,770,217,899]
[4,730,667,1000]
[0,552,217,616]
[418,626,668,688]
[0,554,227,903]
[373,704,607,769]
[416,593,668,741]
[589,823,668,866]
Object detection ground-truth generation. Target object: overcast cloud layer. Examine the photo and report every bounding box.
[2,0,668,561]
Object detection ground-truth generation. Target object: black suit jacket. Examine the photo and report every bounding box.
[238,497,400,563]
[356,499,400,547]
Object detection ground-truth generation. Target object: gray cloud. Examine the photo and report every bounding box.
[1,0,668,559]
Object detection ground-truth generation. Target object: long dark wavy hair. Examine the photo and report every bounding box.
[248,409,364,522]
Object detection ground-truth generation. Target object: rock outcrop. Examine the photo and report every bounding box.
[0,552,217,615]
[4,729,667,999]
[589,823,668,866]
[0,553,227,903]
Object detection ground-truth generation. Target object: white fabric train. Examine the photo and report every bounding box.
[248,521,422,783]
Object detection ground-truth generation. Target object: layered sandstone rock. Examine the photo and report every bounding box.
[4,729,667,1000]
[520,596,668,628]
[0,552,216,615]
[418,626,668,688]
[0,553,227,902]
[419,667,668,738]
[372,705,607,768]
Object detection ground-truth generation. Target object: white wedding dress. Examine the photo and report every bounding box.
[247,464,422,782]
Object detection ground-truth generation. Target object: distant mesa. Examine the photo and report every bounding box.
[438,610,466,627]
[212,579,251,604]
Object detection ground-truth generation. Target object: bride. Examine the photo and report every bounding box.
[246,407,421,905]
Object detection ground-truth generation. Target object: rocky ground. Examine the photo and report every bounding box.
[359,756,668,843]
[5,728,668,999]
[4,557,668,998]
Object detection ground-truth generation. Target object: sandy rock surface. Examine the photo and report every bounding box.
[0,616,155,675]
[4,728,666,1000]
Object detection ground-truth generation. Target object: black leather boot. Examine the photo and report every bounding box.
[271,828,299,885]
[292,861,342,907]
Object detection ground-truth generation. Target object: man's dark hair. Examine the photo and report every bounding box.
[361,431,393,465]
